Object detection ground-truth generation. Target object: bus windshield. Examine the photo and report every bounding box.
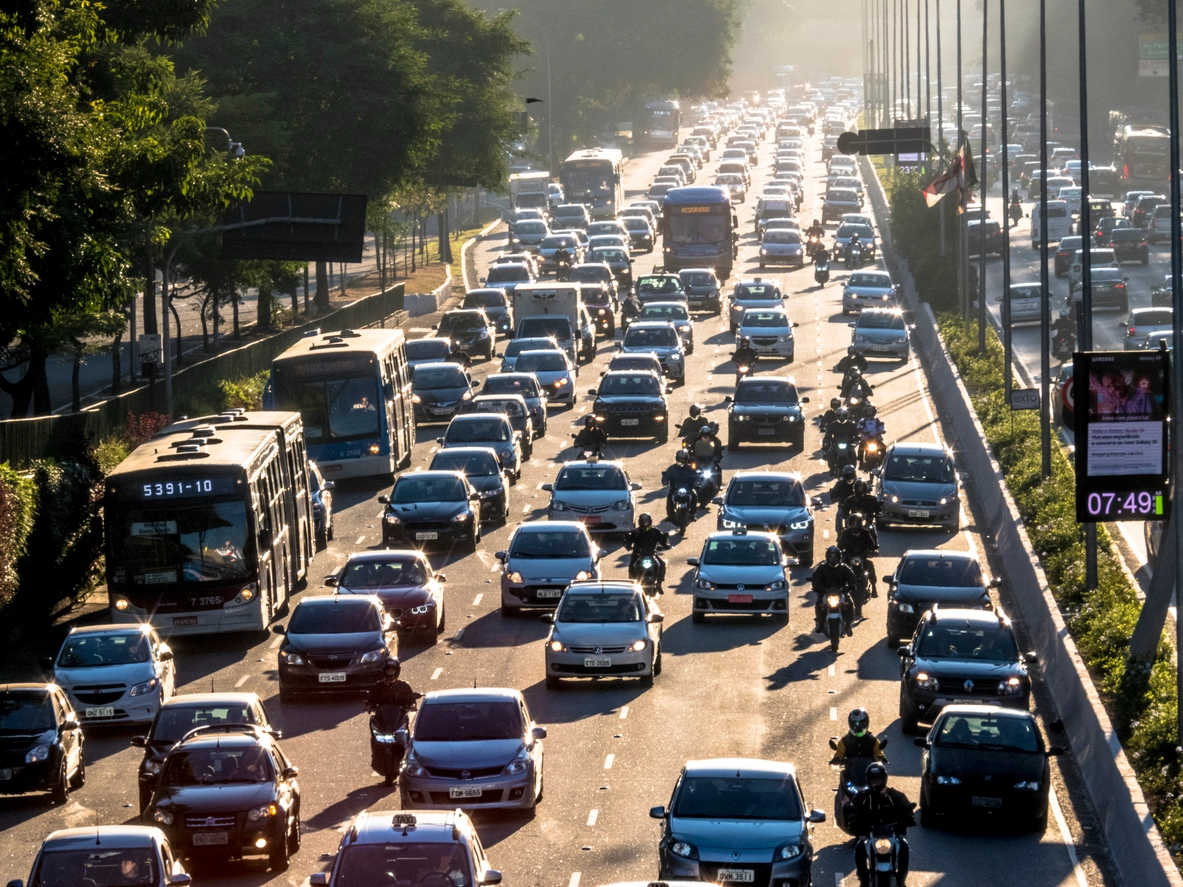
[112,499,252,585]
[565,165,614,200]
[669,212,730,245]
[276,374,379,444]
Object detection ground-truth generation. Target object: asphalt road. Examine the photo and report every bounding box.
[0,127,1109,887]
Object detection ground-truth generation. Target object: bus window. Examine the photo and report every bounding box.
[116,500,252,586]
[288,377,380,443]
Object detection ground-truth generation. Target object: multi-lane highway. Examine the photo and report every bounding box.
[0,119,1111,887]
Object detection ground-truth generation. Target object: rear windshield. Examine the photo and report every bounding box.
[289,601,381,634]
[672,776,802,820]
[445,417,511,442]
[413,366,467,389]
[570,266,612,283]
[898,556,984,587]
[857,312,905,331]
[1133,310,1173,326]
[484,375,540,397]
[406,341,449,361]
[510,529,591,558]
[415,700,523,741]
[463,292,506,309]
[430,452,499,477]
[486,265,529,283]
[764,231,800,244]
[151,702,259,743]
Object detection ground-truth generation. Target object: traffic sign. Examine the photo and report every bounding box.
[837,127,931,157]
[1009,389,1040,411]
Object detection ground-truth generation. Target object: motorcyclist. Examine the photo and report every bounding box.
[661,450,700,518]
[690,424,723,465]
[812,545,857,636]
[1051,308,1075,360]
[830,708,888,765]
[824,408,859,471]
[624,513,671,592]
[830,463,858,508]
[814,245,832,268]
[837,346,869,376]
[552,245,573,279]
[852,763,915,887]
[806,218,826,241]
[837,512,879,589]
[445,343,472,369]
[841,366,874,399]
[677,404,706,444]
[845,479,881,552]
[621,292,641,323]
[857,405,886,469]
[365,659,421,762]
[819,396,842,432]
[845,233,864,262]
[731,337,759,373]
[572,415,608,456]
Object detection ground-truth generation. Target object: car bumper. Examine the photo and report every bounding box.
[382,521,474,547]
[746,340,795,358]
[925,779,1047,819]
[501,582,570,610]
[546,646,652,677]
[729,416,803,441]
[905,687,1030,721]
[279,660,386,692]
[414,403,463,422]
[0,757,59,794]
[687,295,722,311]
[549,508,633,532]
[661,852,810,887]
[843,295,895,312]
[879,500,958,527]
[65,691,161,725]
[598,413,668,437]
[165,817,287,858]
[401,768,537,810]
[760,253,805,265]
[693,592,789,617]
[852,339,909,359]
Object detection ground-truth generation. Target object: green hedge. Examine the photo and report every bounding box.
[939,315,1183,858]
[885,169,960,314]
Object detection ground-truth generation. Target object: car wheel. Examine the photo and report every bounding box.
[1032,806,1049,834]
[899,689,921,735]
[792,429,805,450]
[279,683,299,703]
[728,434,740,451]
[546,675,561,690]
[69,753,85,789]
[51,759,69,805]
[658,426,669,444]
[269,820,291,871]
[288,809,302,853]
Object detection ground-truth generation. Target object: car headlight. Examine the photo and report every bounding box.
[554,378,569,388]
[896,602,915,614]
[384,513,402,525]
[359,649,387,664]
[722,517,743,528]
[760,248,769,255]
[503,747,531,776]
[629,639,648,652]
[143,759,162,775]
[450,512,470,522]
[549,639,567,653]
[612,500,631,511]
[281,651,307,666]
[403,752,428,778]
[461,390,473,401]
[411,394,422,404]
[1014,781,1041,791]
[129,678,160,697]
[247,803,278,822]
[480,488,499,499]
[695,578,715,590]
[767,580,787,591]
[153,809,174,825]
[551,501,569,511]
[25,744,50,764]
[940,497,950,505]
[506,571,524,584]
[914,671,938,690]
[574,571,591,581]
[890,495,900,504]
[998,677,1024,695]
[935,775,962,785]
[670,840,699,860]
[789,520,810,530]
[774,841,804,861]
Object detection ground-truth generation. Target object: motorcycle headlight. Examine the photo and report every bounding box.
[247,803,278,822]
[774,841,804,861]
[25,744,50,764]
[670,840,699,860]
[826,594,841,607]
[935,775,962,785]
[129,678,160,697]
[503,747,531,776]
[1014,781,1040,791]
[874,838,894,855]
[153,809,174,825]
[790,520,810,530]
[280,651,307,666]
[549,639,567,653]
[403,752,428,778]
[359,649,387,664]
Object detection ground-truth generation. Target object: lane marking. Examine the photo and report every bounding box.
[830,707,838,721]
[1049,787,1089,887]
[473,593,483,606]
[604,754,615,769]
[619,705,629,720]
[522,504,532,514]
[454,628,465,640]
[355,535,366,546]
[587,809,598,826]
[234,674,250,688]
[430,668,443,681]
[828,665,835,677]
[569,874,581,887]
[269,634,284,650]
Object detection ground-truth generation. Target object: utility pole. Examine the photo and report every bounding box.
[1000,0,1013,401]
[978,0,988,353]
[1039,0,1052,480]
[1168,0,1183,751]
[1077,0,1097,590]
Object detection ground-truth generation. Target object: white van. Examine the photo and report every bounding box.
[1031,199,1072,248]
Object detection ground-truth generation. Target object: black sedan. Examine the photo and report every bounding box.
[428,446,511,523]
[916,704,1063,832]
[884,550,998,647]
[326,550,448,639]
[435,309,496,360]
[0,683,85,804]
[725,376,809,450]
[379,470,482,550]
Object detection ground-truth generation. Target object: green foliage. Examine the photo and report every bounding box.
[218,369,269,412]
[0,465,38,608]
[886,169,959,313]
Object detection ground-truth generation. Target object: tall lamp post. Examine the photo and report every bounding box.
[513,13,554,174]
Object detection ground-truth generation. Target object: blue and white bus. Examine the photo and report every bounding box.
[271,329,416,479]
[661,186,739,280]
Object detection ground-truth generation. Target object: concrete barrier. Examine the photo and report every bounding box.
[405,271,453,317]
[860,157,1182,887]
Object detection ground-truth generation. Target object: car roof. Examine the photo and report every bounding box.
[922,607,1009,627]
[559,460,625,471]
[39,826,164,850]
[728,470,804,485]
[565,580,646,595]
[938,703,1033,719]
[736,375,794,388]
[423,687,523,704]
[886,441,950,456]
[627,321,678,331]
[703,529,781,544]
[64,624,153,637]
[513,521,588,535]
[160,692,263,708]
[900,549,976,562]
[683,757,797,778]
[343,809,476,846]
[448,413,512,424]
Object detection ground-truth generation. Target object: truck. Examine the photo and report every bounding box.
[510,283,587,364]
[510,172,551,213]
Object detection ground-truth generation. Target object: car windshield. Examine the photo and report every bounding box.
[0,693,54,733]
[406,341,450,362]
[884,453,954,483]
[742,312,789,328]
[1093,269,1125,283]
[413,367,467,390]
[858,312,906,331]
[484,376,540,398]
[152,703,256,743]
[702,537,782,566]
[571,266,611,284]
[836,224,874,239]
[673,775,802,820]
[764,231,800,244]
[513,222,547,235]
[392,475,469,502]
[446,418,510,443]
[599,374,662,396]
[414,700,523,741]
[58,632,150,668]
[438,314,485,333]
[624,327,678,348]
[33,850,161,887]
[341,558,427,589]
[623,218,649,231]
[727,480,805,507]
[735,381,796,404]
[540,236,577,250]
[511,529,591,558]
[640,306,688,321]
[334,843,473,887]
[590,249,628,264]
[462,292,506,309]
[935,713,1039,752]
[555,466,627,491]
[914,624,1019,660]
[849,273,891,288]
[735,285,778,301]
[289,601,381,634]
[162,745,275,786]
[515,352,567,373]
[556,593,642,623]
[431,452,499,477]
[503,339,555,359]
[899,557,984,587]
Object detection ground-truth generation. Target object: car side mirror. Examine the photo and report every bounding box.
[541,483,554,492]
[436,438,444,445]
[897,647,909,657]
[310,875,329,887]
[495,550,507,561]
[158,649,174,662]
[687,557,700,567]
[1047,746,1066,756]
[870,468,882,478]
[649,806,667,819]
[1024,652,1038,664]
[828,737,839,750]
[168,875,192,887]
[481,871,503,886]
[914,737,929,748]
[800,396,810,404]
[324,576,339,587]
[630,482,642,491]
[881,576,893,585]
[282,766,299,780]
[540,614,554,624]
[588,389,598,396]
[378,495,390,505]
[847,323,856,329]
[130,735,147,748]
[808,809,826,823]
[531,726,548,740]
[649,613,664,624]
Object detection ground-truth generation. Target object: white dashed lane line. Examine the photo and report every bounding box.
[355,535,366,546]
[430,668,443,681]
[234,674,250,688]
[472,594,483,606]
[269,634,284,650]
[829,707,837,721]
[586,809,598,826]
[603,754,615,769]
[569,873,581,887]
[619,705,629,720]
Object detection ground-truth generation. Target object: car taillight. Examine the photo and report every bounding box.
[1129,327,1137,336]
[1142,241,1148,246]
[1109,242,1116,247]
[1115,283,1126,290]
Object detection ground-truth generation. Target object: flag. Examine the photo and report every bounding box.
[922,142,978,210]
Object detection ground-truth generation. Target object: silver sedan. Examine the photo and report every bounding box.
[543,581,663,688]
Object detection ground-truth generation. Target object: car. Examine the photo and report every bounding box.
[589,370,670,441]
[482,372,548,436]
[278,595,394,696]
[132,692,275,814]
[1108,227,1150,265]
[411,362,475,423]
[999,282,1052,326]
[717,160,751,187]
[736,308,797,361]
[917,704,1063,832]
[648,182,675,205]
[1071,266,1129,313]
[832,222,876,256]
[713,173,747,203]
[587,220,629,240]
[822,187,862,222]
[466,395,535,458]
[49,625,176,726]
[1132,194,1167,228]
[829,174,864,196]
[727,279,783,331]
[639,301,694,354]
[1148,204,1176,244]
[11,826,190,887]
[425,447,510,524]
[149,725,301,870]
[543,459,640,533]
[966,219,1003,257]
[715,472,813,565]
[513,348,578,407]
[850,307,910,360]
[1122,308,1174,351]
[491,250,540,276]
[439,414,522,480]
[405,337,452,370]
[400,688,546,812]
[588,234,631,257]
[1054,183,1081,214]
[0,683,85,804]
[550,203,591,231]
[842,271,899,314]
[1053,235,1083,278]
[580,281,619,339]
[621,215,655,252]
[542,580,663,688]
[310,809,501,887]
[461,288,514,338]
[537,233,584,273]
[678,268,722,313]
[587,246,634,291]
[308,461,335,549]
[635,274,687,305]
[897,608,1035,733]
[650,758,825,886]
[329,550,448,638]
[1095,214,1132,245]
[759,229,805,267]
[379,470,482,550]
[606,353,664,378]
[687,529,791,622]
[571,260,619,300]
[874,441,960,530]
[508,218,549,252]
[498,335,559,372]
[482,262,535,295]
[620,321,686,383]
[1123,189,1157,217]
[884,550,998,647]
[496,522,602,616]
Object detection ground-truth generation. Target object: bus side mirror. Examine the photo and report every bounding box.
[258,528,272,550]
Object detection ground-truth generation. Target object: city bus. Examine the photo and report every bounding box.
[270,328,415,479]
[1113,125,1170,190]
[660,186,739,280]
[105,421,308,634]
[561,148,624,220]
[638,100,681,147]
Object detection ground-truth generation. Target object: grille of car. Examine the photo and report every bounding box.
[900,499,938,507]
[707,597,772,610]
[308,652,356,669]
[565,502,616,514]
[928,673,1012,695]
[748,414,787,425]
[185,814,237,828]
[72,685,127,704]
[751,338,780,347]
[401,521,451,531]
[425,765,503,779]
[429,790,504,804]
[553,662,646,674]
[568,644,629,654]
[602,403,656,415]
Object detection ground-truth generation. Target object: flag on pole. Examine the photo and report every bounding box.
[922,142,978,210]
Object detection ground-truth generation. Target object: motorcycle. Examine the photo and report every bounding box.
[859,436,885,471]
[807,233,825,258]
[689,457,722,503]
[865,823,910,887]
[815,261,830,286]
[670,485,695,532]
[824,588,851,652]
[1052,331,1075,363]
[570,436,603,461]
[555,258,572,282]
[828,437,858,476]
[842,553,874,618]
[631,553,662,596]
[368,702,414,786]
[829,737,889,836]
[1008,199,1023,226]
[621,301,640,333]
[845,244,866,270]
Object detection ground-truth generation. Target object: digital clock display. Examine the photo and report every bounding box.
[113,476,240,500]
[1083,490,1164,519]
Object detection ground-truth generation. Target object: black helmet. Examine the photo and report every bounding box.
[866,761,888,792]
[864,404,877,417]
[689,404,703,418]
[584,415,596,428]
[841,464,856,480]
[675,450,689,465]
[836,407,849,421]
[638,512,653,528]
[383,659,402,679]
[700,425,713,437]
[853,479,869,495]
[825,545,841,566]
[830,397,841,409]
[848,708,870,736]
[813,218,820,226]
[739,337,751,347]
[849,513,864,529]
[847,345,857,356]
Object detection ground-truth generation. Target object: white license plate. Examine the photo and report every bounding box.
[584,657,612,668]
[192,832,229,846]
[173,616,199,627]
[536,588,563,599]
[318,673,347,683]
[728,594,754,604]
[757,427,776,435]
[449,786,484,799]
[85,707,115,718]
[907,509,930,518]
[0,769,11,780]
[717,870,754,883]
[872,345,895,352]
[621,418,640,426]
[972,796,1003,809]
[415,532,439,541]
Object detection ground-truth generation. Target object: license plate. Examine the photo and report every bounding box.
[173,616,199,627]
[907,509,930,518]
[85,707,115,718]
[536,588,563,599]
[582,516,601,524]
[872,345,894,352]
[584,657,612,668]
[415,532,439,541]
[192,832,228,846]
[621,418,640,426]
[972,796,1003,809]
[323,464,343,472]
[757,427,776,435]
[717,870,754,883]
[318,673,347,683]
[0,769,11,780]
[728,594,754,604]
[449,786,484,799]
[428,408,451,416]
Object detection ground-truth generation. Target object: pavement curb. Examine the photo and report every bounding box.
[862,156,1182,887]
[461,217,506,293]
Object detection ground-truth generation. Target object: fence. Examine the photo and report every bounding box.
[0,284,406,468]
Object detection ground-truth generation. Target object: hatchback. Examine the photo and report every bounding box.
[0,683,85,803]
[1053,235,1083,278]
[278,595,394,696]
[411,362,475,423]
[1122,308,1174,351]
[715,472,813,566]
[884,550,998,646]
[621,216,655,253]
[737,309,796,360]
[461,289,513,338]
[850,308,909,360]
[1108,227,1150,265]
[842,271,898,314]
[405,337,452,370]
[439,413,523,480]
[380,471,482,550]
[873,442,960,530]
[482,262,535,295]
[635,274,687,305]
[678,269,722,313]
[759,230,805,267]
[11,826,189,887]
[482,373,548,435]
[822,188,861,221]
[687,530,790,622]
[497,522,602,616]
[999,283,1053,326]
[543,580,663,687]
[620,322,686,382]
[550,204,591,231]
[499,336,559,373]
[509,219,549,252]
[639,302,694,353]
[513,349,578,407]
[543,460,640,533]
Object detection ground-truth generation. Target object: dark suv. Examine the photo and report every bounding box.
[897,608,1035,733]
[1107,228,1150,265]
[149,725,301,871]
[725,376,809,450]
[590,371,670,441]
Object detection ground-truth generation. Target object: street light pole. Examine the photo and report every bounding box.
[1039,0,1052,480]
[978,0,988,353]
[1000,0,1013,402]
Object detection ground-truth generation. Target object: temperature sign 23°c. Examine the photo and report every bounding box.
[1072,350,1170,523]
